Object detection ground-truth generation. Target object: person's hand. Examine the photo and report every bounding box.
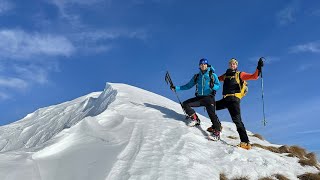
[257,58,264,71]
[211,90,216,96]
[170,85,176,92]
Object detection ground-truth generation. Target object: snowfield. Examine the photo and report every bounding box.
[0,83,319,180]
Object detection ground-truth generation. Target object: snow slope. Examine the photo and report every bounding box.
[0,83,319,180]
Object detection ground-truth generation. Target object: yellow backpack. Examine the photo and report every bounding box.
[224,71,248,99]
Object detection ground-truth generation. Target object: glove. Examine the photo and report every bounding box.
[170,85,176,92]
[211,90,216,96]
[257,58,264,71]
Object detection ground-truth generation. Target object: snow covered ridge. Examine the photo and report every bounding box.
[0,83,117,152]
[0,82,319,180]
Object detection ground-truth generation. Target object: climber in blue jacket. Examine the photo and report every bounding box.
[171,58,222,140]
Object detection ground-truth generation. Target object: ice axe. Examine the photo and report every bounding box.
[165,71,188,118]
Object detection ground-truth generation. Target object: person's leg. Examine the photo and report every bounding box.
[226,98,249,143]
[207,98,227,132]
[202,96,221,131]
[182,97,203,126]
[216,98,228,111]
[182,97,201,117]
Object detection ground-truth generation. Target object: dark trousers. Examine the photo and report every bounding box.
[216,96,249,143]
[182,95,221,131]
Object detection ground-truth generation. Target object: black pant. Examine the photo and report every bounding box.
[216,96,249,143]
[182,95,221,131]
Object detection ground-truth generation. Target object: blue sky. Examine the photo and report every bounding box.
[0,0,320,157]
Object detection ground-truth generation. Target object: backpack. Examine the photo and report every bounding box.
[233,71,248,99]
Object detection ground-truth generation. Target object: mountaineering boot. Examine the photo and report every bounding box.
[207,125,223,133]
[237,142,252,150]
[208,129,220,141]
[188,113,200,127]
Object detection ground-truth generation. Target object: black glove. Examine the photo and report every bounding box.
[211,90,216,96]
[170,85,176,92]
[257,58,264,71]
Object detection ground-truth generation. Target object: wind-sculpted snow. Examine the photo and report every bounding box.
[0,83,117,152]
[0,83,319,180]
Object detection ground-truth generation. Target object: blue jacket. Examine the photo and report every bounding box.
[176,66,220,96]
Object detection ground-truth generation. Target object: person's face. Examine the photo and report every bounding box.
[229,62,238,70]
[199,63,208,71]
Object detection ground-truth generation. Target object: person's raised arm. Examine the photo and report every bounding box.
[240,58,264,80]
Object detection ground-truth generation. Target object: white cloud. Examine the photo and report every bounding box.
[0,77,28,89]
[0,29,75,59]
[48,0,104,28]
[264,57,281,64]
[48,0,149,40]
[46,0,149,54]
[249,56,280,64]
[74,29,148,42]
[277,7,295,25]
[13,64,50,84]
[290,41,320,53]
[71,29,148,53]
[0,0,13,15]
[0,1,149,99]
[276,1,299,25]
[0,60,59,100]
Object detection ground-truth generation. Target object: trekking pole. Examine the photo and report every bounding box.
[165,71,189,118]
[259,57,267,126]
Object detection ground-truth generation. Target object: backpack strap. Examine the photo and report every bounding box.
[235,71,244,88]
[193,73,199,84]
[193,73,199,96]
[209,68,214,89]
[194,67,214,87]
[235,71,240,85]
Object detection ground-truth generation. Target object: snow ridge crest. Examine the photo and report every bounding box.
[0,83,117,152]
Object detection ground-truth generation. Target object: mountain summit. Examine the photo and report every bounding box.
[0,83,319,180]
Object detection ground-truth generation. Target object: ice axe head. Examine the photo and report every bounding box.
[165,72,173,86]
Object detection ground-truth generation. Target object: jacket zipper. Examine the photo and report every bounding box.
[202,74,204,95]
